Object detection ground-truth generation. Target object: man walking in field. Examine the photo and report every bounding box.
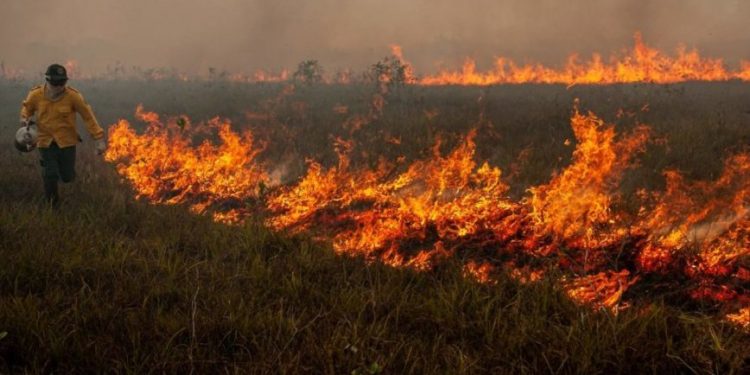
[19,63,107,204]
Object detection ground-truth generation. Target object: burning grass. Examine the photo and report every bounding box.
[419,33,750,86]
[105,105,268,223]
[104,98,750,330]
[2,80,750,372]
[7,33,750,86]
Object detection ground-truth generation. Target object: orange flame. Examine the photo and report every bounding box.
[107,102,750,327]
[267,129,516,272]
[252,69,290,83]
[389,44,416,83]
[419,33,747,86]
[528,105,650,246]
[726,307,750,330]
[105,105,268,223]
[464,261,497,284]
[20,33,748,86]
[636,154,750,274]
[564,270,638,311]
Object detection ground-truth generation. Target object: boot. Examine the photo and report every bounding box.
[44,179,59,206]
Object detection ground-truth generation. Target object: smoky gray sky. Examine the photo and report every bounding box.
[1,0,748,76]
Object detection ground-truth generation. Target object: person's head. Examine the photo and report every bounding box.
[45,64,68,94]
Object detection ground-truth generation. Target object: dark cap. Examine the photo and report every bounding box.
[45,64,68,84]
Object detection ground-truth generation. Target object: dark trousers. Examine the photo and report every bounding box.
[39,142,76,203]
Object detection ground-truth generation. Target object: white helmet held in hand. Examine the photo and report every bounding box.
[14,122,38,153]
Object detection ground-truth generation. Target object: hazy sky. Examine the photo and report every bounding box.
[1,0,747,76]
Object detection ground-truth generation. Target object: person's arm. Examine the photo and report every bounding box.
[72,92,104,140]
[20,90,37,124]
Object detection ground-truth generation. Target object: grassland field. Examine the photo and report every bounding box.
[1,79,749,373]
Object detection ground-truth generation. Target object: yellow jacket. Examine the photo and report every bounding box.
[20,84,104,148]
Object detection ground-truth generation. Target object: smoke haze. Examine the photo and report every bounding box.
[1,0,747,76]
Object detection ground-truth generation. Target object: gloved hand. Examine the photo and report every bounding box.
[96,139,107,155]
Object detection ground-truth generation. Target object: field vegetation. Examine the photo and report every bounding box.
[1,78,750,373]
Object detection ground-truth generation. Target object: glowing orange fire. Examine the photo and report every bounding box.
[11,33,746,86]
[527,105,650,246]
[229,69,291,83]
[105,105,268,223]
[267,129,516,271]
[419,33,749,86]
[106,102,750,328]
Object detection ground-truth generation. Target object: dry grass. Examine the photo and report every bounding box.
[0,79,749,373]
